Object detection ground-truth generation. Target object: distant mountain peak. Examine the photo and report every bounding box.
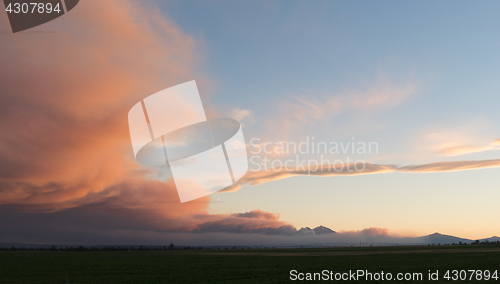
[415,232,472,245]
[313,226,336,235]
[480,236,500,242]
[297,227,314,235]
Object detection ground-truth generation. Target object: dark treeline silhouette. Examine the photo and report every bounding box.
[471,240,500,245]
[427,240,500,246]
[1,241,499,251]
[0,244,209,251]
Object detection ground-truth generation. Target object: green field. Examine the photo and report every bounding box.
[1,245,499,283]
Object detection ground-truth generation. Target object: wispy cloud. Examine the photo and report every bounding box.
[222,158,500,192]
[221,163,397,192]
[435,138,500,157]
[399,159,500,173]
[266,75,418,139]
[421,118,499,157]
[230,108,254,124]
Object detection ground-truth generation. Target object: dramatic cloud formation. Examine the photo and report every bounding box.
[0,0,351,244]
[0,1,309,243]
[0,0,197,209]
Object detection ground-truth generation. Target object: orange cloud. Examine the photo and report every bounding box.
[435,138,500,157]
[0,0,197,211]
[189,210,296,235]
[0,1,304,239]
[340,227,390,236]
[421,120,499,157]
[230,209,280,220]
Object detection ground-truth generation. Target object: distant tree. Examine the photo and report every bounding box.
[169,243,175,250]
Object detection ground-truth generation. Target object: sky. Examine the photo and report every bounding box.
[0,0,499,245]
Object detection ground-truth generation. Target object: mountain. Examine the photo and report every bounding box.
[297,227,314,235]
[480,236,500,242]
[295,225,336,235]
[1,232,497,248]
[313,226,336,235]
[412,233,472,245]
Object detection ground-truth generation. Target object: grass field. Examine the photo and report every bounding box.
[1,244,499,283]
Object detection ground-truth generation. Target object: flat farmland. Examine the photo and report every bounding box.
[1,245,499,283]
